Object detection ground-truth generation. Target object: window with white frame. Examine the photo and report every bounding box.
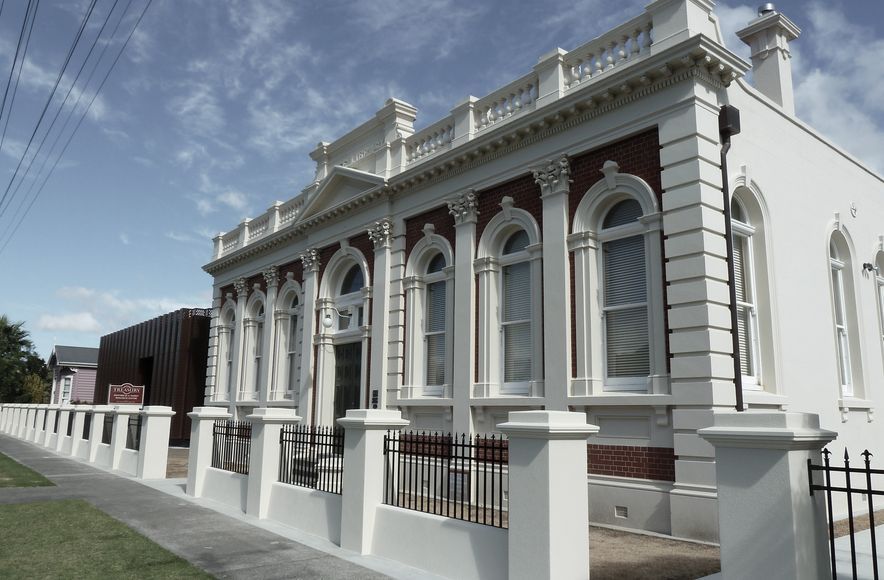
[877,253,884,350]
[287,294,300,392]
[334,264,364,332]
[500,230,533,388]
[731,198,761,387]
[600,199,650,388]
[830,238,853,395]
[424,253,448,388]
[222,309,235,395]
[62,376,72,403]
[253,305,265,392]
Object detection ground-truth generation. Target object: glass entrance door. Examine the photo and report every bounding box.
[333,342,362,421]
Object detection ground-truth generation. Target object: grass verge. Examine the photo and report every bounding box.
[0,452,53,488]
[0,499,212,579]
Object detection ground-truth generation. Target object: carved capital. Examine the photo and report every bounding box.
[233,277,248,299]
[447,189,479,225]
[299,249,320,272]
[533,154,572,196]
[368,218,393,249]
[262,265,279,288]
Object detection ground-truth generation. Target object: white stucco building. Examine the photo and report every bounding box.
[202,0,884,540]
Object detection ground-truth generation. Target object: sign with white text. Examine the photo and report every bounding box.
[108,383,145,406]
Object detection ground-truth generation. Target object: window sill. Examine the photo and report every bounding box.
[742,390,789,409]
[567,394,672,407]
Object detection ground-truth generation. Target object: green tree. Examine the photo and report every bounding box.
[0,316,49,403]
[21,373,47,404]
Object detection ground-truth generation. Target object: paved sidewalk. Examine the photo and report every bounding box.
[0,436,437,580]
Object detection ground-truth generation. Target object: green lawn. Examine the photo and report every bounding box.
[0,452,52,488]
[0,500,212,579]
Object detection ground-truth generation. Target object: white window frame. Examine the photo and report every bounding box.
[830,245,852,396]
[272,280,303,401]
[499,234,533,394]
[877,252,884,358]
[62,376,72,404]
[241,292,266,401]
[731,199,762,389]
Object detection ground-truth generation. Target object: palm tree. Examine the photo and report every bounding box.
[0,315,44,402]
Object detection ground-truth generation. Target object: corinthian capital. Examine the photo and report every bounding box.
[367,219,393,249]
[299,249,320,272]
[447,189,479,225]
[233,277,248,299]
[533,154,572,196]
[262,265,279,288]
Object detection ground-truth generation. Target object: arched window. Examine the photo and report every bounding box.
[501,230,533,385]
[600,199,649,386]
[829,236,854,395]
[287,294,300,392]
[731,198,761,386]
[335,264,365,331]
[216,303,236,400]
[252,303,265,394]
[424,253,448,388]
[877,252,884,357]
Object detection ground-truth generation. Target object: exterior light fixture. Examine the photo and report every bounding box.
[862,262,877,273]
[322,307,352,329]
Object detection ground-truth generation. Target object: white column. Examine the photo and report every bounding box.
[0,404,8,432]
[43,405,59,448]
[699,411,836,580]
[448,191,478,433]
[186,406,232,497]
[69,405,90,457]
[338,409,409,554]
[54,408,71,452]
[24,406,37,441]
[260,266,279,403]
[205,285,223,402]
[298,249,320,421]
[231,277,248,404]
[534,156,572,410]
[16,405,28,438]
[34,405,48,444]
[109,406,140,470]
[245,407,302,518]
[89,405,113,463]
[368,219,394,410]
[498,411,598,580]
[137,406,176,479]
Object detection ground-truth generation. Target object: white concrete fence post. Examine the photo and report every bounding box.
[138,406,176,479]
[338,409,409,555]
[187,406,232,497]
[698,411,837,580]
[43,405,59,448]
[0,404,8,433]
[17,404,30,439]
[110,406,140,470]
[34,405,48,444]
[498,410,599,580]
[69,405,90,456]
[24,406,37,441]
[54,407,71,452]
[88,405,113,463]
[246,407,302,518]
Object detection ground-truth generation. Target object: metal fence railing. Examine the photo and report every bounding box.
[808,448,882,580]
[82,412,92,441]
[211,420,252,475]
[101,414,113,445]
[279,425,344,494]
[383,431,509,528]
[125,415,143,451]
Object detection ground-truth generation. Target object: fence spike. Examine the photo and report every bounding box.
[861,449,873,461]
[822,447,831,459]
[844,448,850,461]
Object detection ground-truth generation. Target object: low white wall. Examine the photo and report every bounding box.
[119,449,138,476]
[75,443,89,461]
[202,467,248,512]
[267,482,342,543]
[60,436,73,455]
[95,444,111,468]
[372,505,507,580]
[588,476,673,534]
[46,433,58,449]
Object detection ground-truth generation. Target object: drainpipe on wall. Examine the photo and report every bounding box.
[719,104,744,411]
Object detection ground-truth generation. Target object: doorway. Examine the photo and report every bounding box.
[333,342,362,421]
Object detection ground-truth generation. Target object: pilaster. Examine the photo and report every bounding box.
[232,277,248,403]
[260,266,279,402]
[298,249,320,420]
[368,219,394,410]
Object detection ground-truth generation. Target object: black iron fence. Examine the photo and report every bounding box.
[82,412,92,441]
[808,448,882,580]
[279,425,344,494]
[125,415,143,451]
[211,420,252,475]
[101,414,113,445]
[383,431,508,528]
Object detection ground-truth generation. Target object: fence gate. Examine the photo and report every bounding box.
[808,448,882,579]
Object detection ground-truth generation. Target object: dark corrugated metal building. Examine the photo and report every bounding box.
[94,308,210,444]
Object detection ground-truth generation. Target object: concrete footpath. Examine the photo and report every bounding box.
[0,436,439,580]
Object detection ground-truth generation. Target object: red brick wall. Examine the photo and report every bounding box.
[404,205,456,256]
[587,444,676,482]
[475,174,542,240]
[278,258,303,284]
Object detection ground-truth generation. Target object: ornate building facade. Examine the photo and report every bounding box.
[202,0,884,540]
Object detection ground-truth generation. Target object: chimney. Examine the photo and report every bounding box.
[736,4,801,115]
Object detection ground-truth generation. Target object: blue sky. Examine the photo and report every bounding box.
[0,0,882,361]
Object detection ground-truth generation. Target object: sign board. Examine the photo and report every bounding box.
[108,383,145,406]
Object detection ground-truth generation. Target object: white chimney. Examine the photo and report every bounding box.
[736,4,801,115]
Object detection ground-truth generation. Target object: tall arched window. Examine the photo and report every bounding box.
[424,253,448,388]
[253,304,265,393]
[287,294,300,392]
[830,237,854,395]
[600,199,649,387]
[216,303,236,400]
[877,252,884,357]
[501,230,532,386]
[335,264,365,331]
[731,198,760,386]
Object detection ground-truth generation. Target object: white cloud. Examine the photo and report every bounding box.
[36,312,101,333]
[714,3,756,60]
[218,189,249,211]
[168,82,226,137]
[119,233,130,245]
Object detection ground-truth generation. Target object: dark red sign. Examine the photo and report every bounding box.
[108,383,145,406]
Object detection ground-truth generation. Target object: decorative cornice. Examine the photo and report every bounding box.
[447,189,478,225]
[262,265,279,288]
[299,249,320,272]
[233,277,248,298]
[533,154,572,196]
[367,218,393,249]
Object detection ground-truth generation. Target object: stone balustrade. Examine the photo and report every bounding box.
[562,13,653,89]
[405,117,455,163]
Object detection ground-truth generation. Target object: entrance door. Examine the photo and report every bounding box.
[334,342,362,421]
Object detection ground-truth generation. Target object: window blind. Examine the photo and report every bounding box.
[503,261,532,382]
[603,236,646,306]
[425,281,447,386]
[602,233,649,378]
[605,308,649,377]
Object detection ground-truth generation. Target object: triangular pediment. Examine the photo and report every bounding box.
[299,166,386,221]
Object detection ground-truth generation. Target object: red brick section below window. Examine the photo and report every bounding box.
[587,444,676,482]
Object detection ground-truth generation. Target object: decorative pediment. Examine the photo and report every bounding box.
[298,165,387,221]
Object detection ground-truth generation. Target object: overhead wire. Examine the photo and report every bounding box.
[0,0,98,218]
[0,0,38,151]
[0,0,153,257]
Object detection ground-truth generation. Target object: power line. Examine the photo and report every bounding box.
[0,0,38,151]
[0,0,154,257]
